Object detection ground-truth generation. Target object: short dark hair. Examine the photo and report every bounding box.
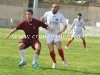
[27,9,33,14]
[77,13,82,16]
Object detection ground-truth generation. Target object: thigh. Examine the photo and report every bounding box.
[54,35,61,43]
[47,42,54,51]
[55,41,62,50]
[81,37,85,41]
[31,40,41,50]
[18,43,26,50]
[19,38,30,49]
[46,35,54,44]
[80,33,85,38]
[71,32,78,38]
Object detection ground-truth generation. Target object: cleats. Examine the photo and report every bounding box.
[51,60,68,69]
[18,61,26,66]
[52,63,56,69]
[32,63,39,68]
[62,60,68,67]
[65,46,68,49]
[84,48,88,51]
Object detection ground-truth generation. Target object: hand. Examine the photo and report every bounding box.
[47,27,54,32]
[5,35,10,40]
[50,28,54,32]
[57,31,62,35]
[71,27,73,30]
[84,28,86,30]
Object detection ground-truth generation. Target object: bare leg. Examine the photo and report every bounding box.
[55,41,68,67]
[55,41,65,61]
[32,42,41,66]
[81,37,86,49]
[66,37,74,47]
[18,43,26,61]
[18,43,26,66]
[48,42,56,63]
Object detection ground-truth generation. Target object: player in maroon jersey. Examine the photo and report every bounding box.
[5,9,53,68]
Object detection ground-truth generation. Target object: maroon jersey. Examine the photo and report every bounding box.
[16,18,48,39]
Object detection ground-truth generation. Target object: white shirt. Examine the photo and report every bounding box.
[43,11,67,35]
[72,18,84,34]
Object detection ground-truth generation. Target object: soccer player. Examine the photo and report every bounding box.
[65,13,87,50]
[5,9,53,68]
[40,4,68,68]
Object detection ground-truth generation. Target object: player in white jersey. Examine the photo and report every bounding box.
[40,4,68,68]
[65,13,87,50]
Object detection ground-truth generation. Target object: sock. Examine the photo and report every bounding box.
[50,51,56,63]
[66,39,72,46]
[32,53,39,64]
[58,49,65,61]
[19,50,25,61]
[83,40,86,48]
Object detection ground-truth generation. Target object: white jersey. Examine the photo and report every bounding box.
[72,18,84,34]
[43,11,67,35]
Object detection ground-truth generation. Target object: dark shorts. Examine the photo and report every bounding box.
[19,38,41,50]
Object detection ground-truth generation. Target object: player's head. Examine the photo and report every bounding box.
[51,4,59,14]
[77,13,82,19]
[26,9,33,21]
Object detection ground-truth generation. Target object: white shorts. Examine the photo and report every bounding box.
[71,32,84,38]
[45,35,61,44]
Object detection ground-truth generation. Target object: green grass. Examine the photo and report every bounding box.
[0,28,100,75]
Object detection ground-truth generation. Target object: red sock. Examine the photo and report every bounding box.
[58,49,65,61]
[66,39,72,46]
[83,40,86,48]
[50,51,56,63]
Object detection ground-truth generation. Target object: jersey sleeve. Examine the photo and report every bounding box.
[60,14,67,26]
[16,21,25,30]
[38,20,48,29]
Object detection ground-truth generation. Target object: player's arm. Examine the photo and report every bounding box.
[83,20,86,30]
[40,16,54,32]
[57,15,67,35]
[71,19,75,29]
[5,20,24,39]
[83,26,86,30]
[82,20,85,30]
[71,23,75,29]
[5,28,17,39]
[39,20,54,32]
[39,16,45,23]
[40,12,48,23]
[57,25,67,35]
[47,26,54,32]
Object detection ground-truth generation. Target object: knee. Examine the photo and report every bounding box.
[18,43,25,50]
[50,50,54,53]
[57,46,62,50]
[35,45,41,54]
[82,38,85,42]
[70,37,74,41]
[48,46,54,51]
[35,47,41,55]
[49,48,54,52]
[35,47,41,51]
[35,44,41,51]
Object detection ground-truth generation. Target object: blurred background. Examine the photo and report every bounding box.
[0,0,100,36]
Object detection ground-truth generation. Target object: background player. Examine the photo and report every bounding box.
[65,13,88,50]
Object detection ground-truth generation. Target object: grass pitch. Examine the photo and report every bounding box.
[0,28,100,75]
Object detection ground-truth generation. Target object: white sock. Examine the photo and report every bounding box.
[32,53,39,64]
[19,50,25,61]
